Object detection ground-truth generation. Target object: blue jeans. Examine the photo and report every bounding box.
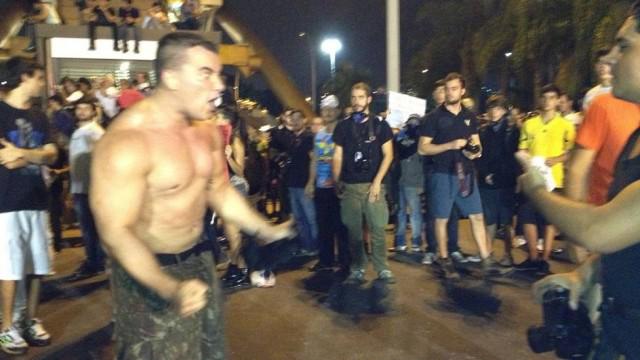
[395,186,423,248]
[73,194,104,268]
[288,187,318,251]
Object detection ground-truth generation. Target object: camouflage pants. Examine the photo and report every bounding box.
[111,250,226,360]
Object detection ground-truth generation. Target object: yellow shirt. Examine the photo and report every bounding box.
[519,114,576,187]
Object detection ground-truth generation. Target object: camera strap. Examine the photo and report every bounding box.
[350,116,377,164]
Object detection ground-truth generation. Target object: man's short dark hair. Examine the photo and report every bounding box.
[48,94,65,105]
[444,72,466,89]
[351,82,372,97]
[124,0,133,4]
[0,57,44,90]
[75,96,97,111]
[155,32,218,80]
[60,76,75,85]
[77,77,92,89]
[486,94,509,110]
[540,84,562,97]
[434,79,446,89]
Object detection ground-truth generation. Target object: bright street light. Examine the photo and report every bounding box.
[421,68,429,74]
[320,38,342,74]
[505,52,513,58]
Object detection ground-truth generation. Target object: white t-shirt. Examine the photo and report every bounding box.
[69,121,104,194]
[95,87,120,119]
[582,84,612,111]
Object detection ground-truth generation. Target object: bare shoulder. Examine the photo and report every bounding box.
[94,127,151,176]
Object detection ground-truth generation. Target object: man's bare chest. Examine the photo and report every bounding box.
[146,130,213,194]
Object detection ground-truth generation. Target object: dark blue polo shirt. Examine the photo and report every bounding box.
[418,104,479,174]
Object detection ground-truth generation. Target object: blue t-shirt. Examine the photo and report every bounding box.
[314,128,335,188]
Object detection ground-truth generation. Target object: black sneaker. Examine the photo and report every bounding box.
[481,257,513,277]
[437,258,460,280]
[21,319,51,347]
[536,260,551,275]
[514,258,540,271]
[222,265,250,290]
[66,262,102,281]
[309,262,333,272]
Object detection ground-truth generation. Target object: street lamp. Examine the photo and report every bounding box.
[320,38,342,75]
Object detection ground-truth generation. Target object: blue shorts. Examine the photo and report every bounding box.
[480,187,516,226]
[427,172,483,219]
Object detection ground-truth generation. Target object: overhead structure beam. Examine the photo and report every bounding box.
[216,7,314,119]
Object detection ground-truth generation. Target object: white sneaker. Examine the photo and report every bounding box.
[514,236,527,247]
[388,245,407,252]
[250,270,276,288]
[421,252,437,265]
[0,326,28,355]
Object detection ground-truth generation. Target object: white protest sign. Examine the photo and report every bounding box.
[386,91,427,129]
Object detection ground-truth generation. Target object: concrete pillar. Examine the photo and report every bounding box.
[386,0,400,92]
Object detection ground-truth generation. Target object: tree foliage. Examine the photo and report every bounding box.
[406,0,634,109]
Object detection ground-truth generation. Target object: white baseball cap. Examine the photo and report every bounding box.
[320,94,339,109]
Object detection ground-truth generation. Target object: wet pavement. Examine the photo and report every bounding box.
[1,223,575,360]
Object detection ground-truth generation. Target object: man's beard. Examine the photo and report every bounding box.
[445,98,461,106]
[351,104,367,113]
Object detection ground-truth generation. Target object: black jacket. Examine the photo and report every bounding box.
[475,117,520,189]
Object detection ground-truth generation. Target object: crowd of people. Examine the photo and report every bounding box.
[20,0,202,53]
[1,2,640,358]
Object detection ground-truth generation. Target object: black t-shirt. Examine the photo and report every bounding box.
[602,128,640,309]
[269,127,314,188]
[93,6,116,24]
[119,7,140,22]
[418,104,479,174]
[333,115,393,184]
[0,101,53,213]
[286,131,314,188]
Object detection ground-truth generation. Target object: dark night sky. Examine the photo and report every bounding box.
[224,0,422,97]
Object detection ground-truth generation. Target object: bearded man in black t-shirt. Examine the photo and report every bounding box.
[333,82,395,284]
